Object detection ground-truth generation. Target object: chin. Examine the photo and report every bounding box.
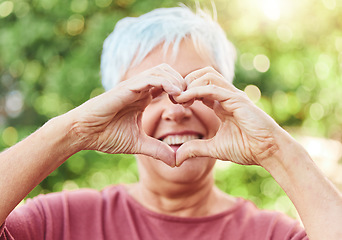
[137,155,217,184]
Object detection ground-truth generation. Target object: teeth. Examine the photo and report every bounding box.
[162,135,201,145]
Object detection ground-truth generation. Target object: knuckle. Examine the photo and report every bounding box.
[207,72,216,78]
[159,63,168,68]
[160,63,171,71]
[204,66,214,71]
[237,91,251,102]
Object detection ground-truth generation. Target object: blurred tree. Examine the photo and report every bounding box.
[1,0,342,218]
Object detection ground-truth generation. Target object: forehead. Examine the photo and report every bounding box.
[124,39,214,79]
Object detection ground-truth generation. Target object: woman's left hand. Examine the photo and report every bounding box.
[174,67,282,166]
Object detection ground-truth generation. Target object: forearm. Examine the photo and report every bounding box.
[0,113,80,225]
[262,129,342,240]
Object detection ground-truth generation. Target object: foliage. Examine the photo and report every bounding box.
[1,0,342,218]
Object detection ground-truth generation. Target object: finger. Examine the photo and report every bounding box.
[149,64,185,93]
[176,139,214,166]
[180,98,194,108]
[130,75,182,96]
[187,72,233,90]
[169,94,178,105]
[168,94,194,107]
[175,85,231,104]
[185,67,240,93]
[124,63,184,95]
[184,66,220,85]
[139,135,176,167]
[159,63,187,91]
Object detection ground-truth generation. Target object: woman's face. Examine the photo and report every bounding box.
[124,39,221,184]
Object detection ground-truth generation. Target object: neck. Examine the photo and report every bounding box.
[127,171,235,217]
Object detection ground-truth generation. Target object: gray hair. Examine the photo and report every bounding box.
[101,6,236,90]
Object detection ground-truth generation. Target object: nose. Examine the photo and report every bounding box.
[161,102,192,123]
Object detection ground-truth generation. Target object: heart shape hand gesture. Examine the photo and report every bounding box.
[69,64,185,167]
[69,64,281,167]
[174,67,281,167]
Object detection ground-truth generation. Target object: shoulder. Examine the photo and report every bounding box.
[5,185,125,239]
[8,185,123,221]
[232,198,307,238]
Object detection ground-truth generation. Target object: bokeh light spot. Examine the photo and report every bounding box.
[95,0,112,8]
[67,155,86,174]
[261,178,280,197]
[34,93,62,117]
[5,90,23,118]
[90,172,110,188]
[244,85,261,103]
[2,126,18,146]
[310,103,325,121]
[0,1,14,18]
[23,60,42,84]
[67,15,85,36]
[315,62,330,80]
[253,54,270,73]
[116,0,135,8]
[239,53,254,70]
[71,0,88,13]
[275,196,293,213]
[40,0,57,10]
[63,180,79,190]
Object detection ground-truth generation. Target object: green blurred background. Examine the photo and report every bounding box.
[1,0,342,218]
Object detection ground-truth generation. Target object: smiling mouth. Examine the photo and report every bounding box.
[159,134,203,146]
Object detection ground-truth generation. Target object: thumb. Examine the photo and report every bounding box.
[176,139,213,167]
[138,135,176,167]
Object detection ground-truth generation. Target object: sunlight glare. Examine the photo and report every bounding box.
[261,0,281,21]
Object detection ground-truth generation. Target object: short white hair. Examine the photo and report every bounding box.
[100,6,236,91]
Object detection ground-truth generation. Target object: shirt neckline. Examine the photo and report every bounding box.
[116,184,246,223]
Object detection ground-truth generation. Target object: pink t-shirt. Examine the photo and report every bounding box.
[1,185,307,239]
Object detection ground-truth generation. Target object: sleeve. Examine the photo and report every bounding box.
[0,192,63,240]
[0,203,45,240]
[237,199,308,240]
[0,188,104,240]
[260,210,309,240]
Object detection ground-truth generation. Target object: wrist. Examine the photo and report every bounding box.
[42,112,83,160]
[259,128,311,175]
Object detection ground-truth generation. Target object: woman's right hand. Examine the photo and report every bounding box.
[67,64,184,167]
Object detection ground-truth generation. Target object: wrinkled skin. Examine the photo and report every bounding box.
[70,63,281,168]
[175,66,280,166]
[69,64,185,166]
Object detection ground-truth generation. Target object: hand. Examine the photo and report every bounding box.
[68,64,184,167]
[174,67,280,166]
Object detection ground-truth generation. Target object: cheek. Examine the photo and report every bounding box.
[191,102,220,137]
[141,105,162,136]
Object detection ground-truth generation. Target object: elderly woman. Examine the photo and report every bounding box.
[0,6,341,240]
